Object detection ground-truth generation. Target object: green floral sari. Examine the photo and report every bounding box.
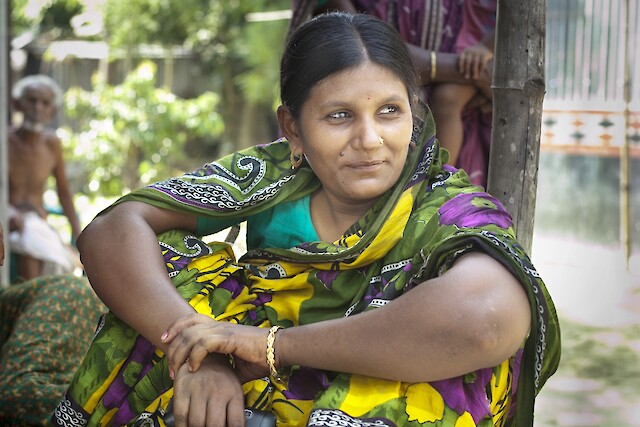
[52,116,559,427]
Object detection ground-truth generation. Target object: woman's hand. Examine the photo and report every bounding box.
[457,43,493,80]
[471,59,493,101]
[162,314,271,383]
[171,353,246,427]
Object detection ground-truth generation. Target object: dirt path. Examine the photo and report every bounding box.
[531,234,640,427]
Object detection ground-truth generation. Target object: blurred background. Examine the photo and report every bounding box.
[1,0,639,425]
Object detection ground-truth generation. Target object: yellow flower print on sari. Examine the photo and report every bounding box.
[405,383,445,423]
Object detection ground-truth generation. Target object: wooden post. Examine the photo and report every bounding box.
[1,0,10,287]
[621,0,631,269]
[487,0,546,254]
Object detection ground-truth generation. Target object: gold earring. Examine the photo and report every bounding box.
[290,152,303,169]
[379,137,384,145]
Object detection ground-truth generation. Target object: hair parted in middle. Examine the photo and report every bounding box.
[279,12,420,120]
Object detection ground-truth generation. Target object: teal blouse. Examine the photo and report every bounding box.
[196,194,319,249]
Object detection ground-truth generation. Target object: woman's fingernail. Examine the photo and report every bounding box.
[169,367,174,380]
[161,332,168,341]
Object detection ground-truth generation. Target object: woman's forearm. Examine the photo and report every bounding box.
[408,45,470,86]
[277,252,531,382]
[77,202,197,351]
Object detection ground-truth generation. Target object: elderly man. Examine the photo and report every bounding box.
[8,74,81,280]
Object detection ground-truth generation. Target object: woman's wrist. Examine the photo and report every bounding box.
[430,51,437,81]
[266,325,292,383]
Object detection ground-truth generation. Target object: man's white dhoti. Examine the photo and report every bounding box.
[9,212,80,275]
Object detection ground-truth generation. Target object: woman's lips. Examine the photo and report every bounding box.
[349,160,385,170]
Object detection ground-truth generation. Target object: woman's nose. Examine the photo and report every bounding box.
[353,119,381,150]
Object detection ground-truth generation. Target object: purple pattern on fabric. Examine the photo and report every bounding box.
[283,367,331,400]
[219,276,245,299]
[363,288,383,306]
[103,335,156,423]
[439,192,512,229]
[443,164,458,173]
[252,292,273,306]
[316,270,340,290]
[508,349,524,415]
[431,368,493,423]
[511,349,523,396]
[163,250,190,272]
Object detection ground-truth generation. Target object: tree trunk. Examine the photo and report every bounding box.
[0,2,11,289]
[1,0,10,286]
[487,0,546,254]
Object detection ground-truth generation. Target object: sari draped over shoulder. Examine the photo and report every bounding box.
[52,114,559,427]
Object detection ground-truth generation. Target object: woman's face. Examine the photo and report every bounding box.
[284,62,413,207]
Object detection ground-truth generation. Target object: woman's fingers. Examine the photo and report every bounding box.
[162,313,210,343]
[225,394,247,427]
[163,314,218,374]
[471,54,482,80]
[172,360,245,427]
[167,324,216,375]
[185,337,215,373]
[164,320,272,383]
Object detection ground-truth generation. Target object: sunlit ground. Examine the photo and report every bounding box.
[532,154,640,427]
[532,233,640,427]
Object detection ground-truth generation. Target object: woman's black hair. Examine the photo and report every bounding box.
[280,12,419,119]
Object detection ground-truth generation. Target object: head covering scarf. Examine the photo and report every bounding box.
[52,112,559,427]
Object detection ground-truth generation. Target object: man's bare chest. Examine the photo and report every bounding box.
[8,141,57,184]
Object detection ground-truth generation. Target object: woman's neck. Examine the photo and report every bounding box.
[309,190,375,243]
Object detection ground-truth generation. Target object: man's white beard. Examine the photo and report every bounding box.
[21,120,46,133]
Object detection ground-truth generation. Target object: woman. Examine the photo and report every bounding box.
[302,0,496,187]
[52,12,559,427]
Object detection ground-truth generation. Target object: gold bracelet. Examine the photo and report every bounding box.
[266,325,287,383]
[430,51,437,81]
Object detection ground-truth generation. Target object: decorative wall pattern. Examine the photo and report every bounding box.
[540,108,640,157]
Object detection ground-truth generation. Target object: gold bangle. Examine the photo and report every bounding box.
[266,325,287,383]
[430,51,437,81]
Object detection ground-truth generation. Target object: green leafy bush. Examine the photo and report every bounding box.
[62,61,224,198]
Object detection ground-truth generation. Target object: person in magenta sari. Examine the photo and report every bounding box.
[297,0,496,188]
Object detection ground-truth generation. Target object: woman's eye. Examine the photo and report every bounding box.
[380,105,398,115]
[328,111,350,120]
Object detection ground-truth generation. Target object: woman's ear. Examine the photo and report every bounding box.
[277,105,301,153]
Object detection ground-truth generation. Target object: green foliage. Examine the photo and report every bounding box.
[103,0,289,105]
[234,13,288,105]
[39,0,84,35]
[62,61,224,198]
[11,0,35,35]
[104,0,214,48]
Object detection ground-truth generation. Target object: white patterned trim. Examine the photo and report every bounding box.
[307,409,395,426]
[52,397,88,426]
